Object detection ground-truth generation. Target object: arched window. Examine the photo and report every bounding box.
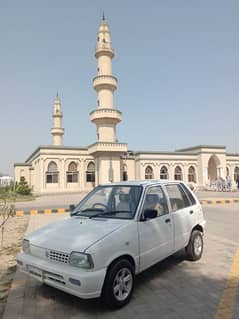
[145,166,153,179]
[67,162,78,183]
[174,166,182,180]
[86,162,95,182]
[188,166,196,183]
[160,166,168,179]
[46,161,58,183]
[122,164,128,181]
[234,166,239,182]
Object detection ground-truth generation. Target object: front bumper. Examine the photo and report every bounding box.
[16,252,106,299]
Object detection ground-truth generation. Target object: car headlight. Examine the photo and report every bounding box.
[69,252,94,269]
[22,239,30,254]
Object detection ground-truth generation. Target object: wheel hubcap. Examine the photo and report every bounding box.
[113,268,133,301]
[194,235,202,256]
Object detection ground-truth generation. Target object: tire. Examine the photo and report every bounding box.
[102,259,135,309]
[185,230,203,261]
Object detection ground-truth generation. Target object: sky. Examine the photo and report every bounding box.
[1,0,239,175]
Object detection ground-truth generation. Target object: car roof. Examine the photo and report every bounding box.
[99,180,187,187]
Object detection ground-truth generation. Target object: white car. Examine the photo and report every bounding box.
[17,180,206,308]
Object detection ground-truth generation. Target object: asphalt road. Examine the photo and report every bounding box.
[3,204,239,319]
[204,204,239,242]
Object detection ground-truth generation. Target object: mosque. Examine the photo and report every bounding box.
[14,17,239,194]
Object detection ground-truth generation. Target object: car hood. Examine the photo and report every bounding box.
[26,216,130,253]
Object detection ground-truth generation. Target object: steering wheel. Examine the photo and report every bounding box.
[92,203,107,209]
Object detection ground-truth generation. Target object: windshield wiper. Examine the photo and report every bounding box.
[72,208,104,216]
[89,210,131,219]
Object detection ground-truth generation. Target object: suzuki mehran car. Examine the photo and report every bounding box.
[17,180,206,308]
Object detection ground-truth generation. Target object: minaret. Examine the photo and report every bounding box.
[51,93,64,145]
[89,16,127,185]
[90,15,122,142]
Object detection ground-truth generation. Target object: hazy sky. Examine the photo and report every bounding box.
[1,0,239,175]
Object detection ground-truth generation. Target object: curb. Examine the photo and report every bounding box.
[15,208,70,216]
[200,199,239,205]
[14,199,239,216]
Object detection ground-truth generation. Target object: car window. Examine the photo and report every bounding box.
[73,185,142,219]
[165,184,191,212]
[143,186,169,217]
[180,183,196,205]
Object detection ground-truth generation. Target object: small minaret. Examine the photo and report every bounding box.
[90,15,122,142]
[51,93,64,145]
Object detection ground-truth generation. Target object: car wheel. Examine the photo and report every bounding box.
[185,230,203,261]
[102,259,135,309]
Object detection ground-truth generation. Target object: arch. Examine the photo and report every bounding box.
[160,166,168,179]
[86,161,95,183]
[46,161,58,183]
[188,166,196,183]
[174,166,182,180]
[145,165,154,179]
[234,166,239,182]
[48,161,58,172]
[208,155,220,182]
[67,161,78,183]
[68,161,77,172]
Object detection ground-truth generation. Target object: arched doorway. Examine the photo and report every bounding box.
[208,155,220,182]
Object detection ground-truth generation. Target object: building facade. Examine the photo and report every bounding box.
[14,17,239,194]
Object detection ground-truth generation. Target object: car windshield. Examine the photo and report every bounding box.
[72,185,142,219]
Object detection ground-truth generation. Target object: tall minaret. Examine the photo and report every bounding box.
[89,16,127,185]
[51,93,64,145]
[90,15,122,142]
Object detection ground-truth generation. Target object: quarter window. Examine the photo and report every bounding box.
[180,183,196,205]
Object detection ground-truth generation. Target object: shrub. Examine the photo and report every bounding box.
[15,177,32,195]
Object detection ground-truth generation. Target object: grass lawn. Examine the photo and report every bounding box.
[0,193,36,203]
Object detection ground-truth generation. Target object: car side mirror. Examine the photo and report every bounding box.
[141,209,158,221]
[69,204,75,215]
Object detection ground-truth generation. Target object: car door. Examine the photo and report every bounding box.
[137,185,174,272]
[165,183,195,252]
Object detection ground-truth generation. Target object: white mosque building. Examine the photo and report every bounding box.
[14,17,239,194]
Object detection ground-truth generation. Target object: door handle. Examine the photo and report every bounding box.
[165,218,171,223]
[190,210,194,214]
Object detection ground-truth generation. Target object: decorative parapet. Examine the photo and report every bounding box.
[93,75,117,91]
[88,142,128,154]
[95,44,114,58]
[90,108,122,123]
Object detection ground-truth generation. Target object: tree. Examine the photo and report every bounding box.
[15,177,32,195]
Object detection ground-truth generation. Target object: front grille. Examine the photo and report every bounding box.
[48,250,69,264]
